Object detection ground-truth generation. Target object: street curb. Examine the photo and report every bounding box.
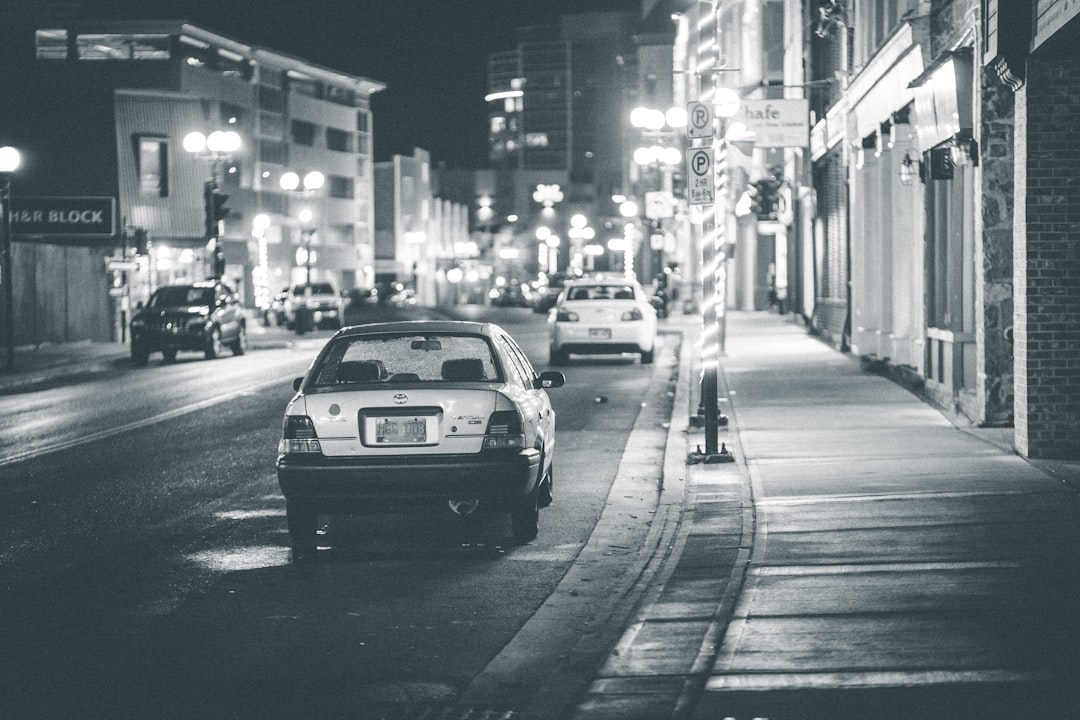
[676,357,757,720]
[565,321,758,719]
[459,330,684,718]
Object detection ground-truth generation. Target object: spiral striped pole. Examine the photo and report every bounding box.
[695,1,721,455]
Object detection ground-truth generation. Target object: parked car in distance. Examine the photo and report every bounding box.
[342,287,379,325]
[547,278,658,365]
[283,281,343,331]
[276,320,565,554]
[261,287,289,327]
[531,273,570,314]
[130,280,247,364]
[489,280,534,308]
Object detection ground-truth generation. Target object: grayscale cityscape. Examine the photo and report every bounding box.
[1,1,1077,718]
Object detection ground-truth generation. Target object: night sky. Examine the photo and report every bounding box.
[58,0,639,168]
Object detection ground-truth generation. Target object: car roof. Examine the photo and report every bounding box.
[335,320,501,339]
[158,280,218,289]
[564,278,639,287]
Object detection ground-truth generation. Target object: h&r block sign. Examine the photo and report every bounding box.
[10,197,116,238]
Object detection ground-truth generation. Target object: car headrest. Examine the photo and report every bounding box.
[441,358,487,382]
[337,360,385,383]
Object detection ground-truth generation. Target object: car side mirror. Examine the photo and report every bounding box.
[136,300,144,310]
[293,377,304,391]
[536,370,565,389]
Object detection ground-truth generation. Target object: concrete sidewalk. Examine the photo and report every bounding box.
[573,309,1080,719]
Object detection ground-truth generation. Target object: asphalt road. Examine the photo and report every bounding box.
[0,306,673,719]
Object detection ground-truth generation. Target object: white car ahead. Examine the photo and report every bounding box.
[276,320,565,554]
[548,278,658,365]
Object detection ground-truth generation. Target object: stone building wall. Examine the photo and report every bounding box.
[978,67,1015,427]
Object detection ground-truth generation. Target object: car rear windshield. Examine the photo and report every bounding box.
[149,286,213,307]
[565,285,636,301]
[309,333,502,386]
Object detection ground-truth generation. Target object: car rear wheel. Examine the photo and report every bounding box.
[549,345,569,366]
[640,347,654,364]
[286,500,318,555]
[162,348,177,363]
[511,485,540,544]
[230,325,247,356]
[205,327,222,359]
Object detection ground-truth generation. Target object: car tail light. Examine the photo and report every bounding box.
[483,410,526,450]
[556,309,580,322]
[278,415,322,454]
[621,308,644,321]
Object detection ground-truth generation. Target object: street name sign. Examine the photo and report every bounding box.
[686,101,714,139]
[106,258,139,272]
[686,147,714,205]
[644,191,674,219]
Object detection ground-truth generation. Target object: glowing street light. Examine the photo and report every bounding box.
[280,171,324,288]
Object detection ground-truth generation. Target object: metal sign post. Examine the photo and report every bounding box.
[687,1,736,463]
[690,1,721,457]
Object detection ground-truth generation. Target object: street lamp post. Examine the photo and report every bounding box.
[0,146,21,373]
[184,130,241,279]
[297,207,315,284]
[280,170,325,286]
[618,200,639,278]
[689,2,740,459]
[630,106,686,284]
[250,213,274,321]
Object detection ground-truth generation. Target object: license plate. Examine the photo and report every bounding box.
[589,328,612,339]
[375,416,427,444]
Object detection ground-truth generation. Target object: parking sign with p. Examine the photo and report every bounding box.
[686,147,714,205]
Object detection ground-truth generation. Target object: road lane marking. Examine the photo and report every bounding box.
[0,374,293,468]
[750,560,1022,576]
[705,669,1041,691]
[756,489,1047,505]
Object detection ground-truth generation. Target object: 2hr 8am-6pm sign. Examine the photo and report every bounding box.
[10,197,116,238]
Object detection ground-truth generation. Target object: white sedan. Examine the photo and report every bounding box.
[547,278,658,365]
[276,320,565,554]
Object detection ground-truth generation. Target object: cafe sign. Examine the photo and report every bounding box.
[10,197,116,238]
[737,99,810,148]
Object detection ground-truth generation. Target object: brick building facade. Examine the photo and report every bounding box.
[799,0,1079,460]
[1012,43,1080,458]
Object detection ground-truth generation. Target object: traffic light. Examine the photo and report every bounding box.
[203,180,229,278]
[203,180,230,238]
[211,239,226,279]
[750,168,784,221]
[203,181,217,238]
[747,183,764,218]
[132,228,148,255]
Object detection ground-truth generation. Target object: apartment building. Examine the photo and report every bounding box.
[0,18,383,344]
